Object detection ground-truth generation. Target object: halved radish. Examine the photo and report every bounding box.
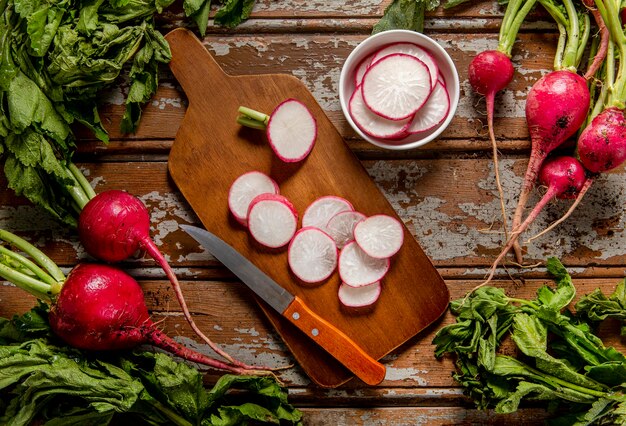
[228,171,279,226]
[354,214,404,259]
[349,84,412,139]
[302,196,354,230]
[371,42,439,89]
[326,211,366,249]
[339,241,389,287]
[361,53,432,121]
[354,53,375,87]
[406,81,450,134]
[237,99,317,162]
[247,194,298,248]
[338,281,381,308]
[288,227,338,283]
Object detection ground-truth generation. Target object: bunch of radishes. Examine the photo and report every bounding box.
[346,42,451,141]
[228,172,404,309]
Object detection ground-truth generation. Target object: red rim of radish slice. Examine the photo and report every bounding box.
[370,42,439,90]
[228,171,280,226]
[338,241,390,287]
[349,84,413,139]
[326,210,366,249]
[301,196,354,230]
[354,53,375,87]
[406,80,450,135]
[288,227,338,283]
[338,281,381,308]
[361,53,432,121]
[266,98,317,162]
[247,193,298,248]
[353,214,404,259]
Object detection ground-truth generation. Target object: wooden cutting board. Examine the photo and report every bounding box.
[165,28,450,388]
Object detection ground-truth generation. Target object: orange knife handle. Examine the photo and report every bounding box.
[283,296,386,386]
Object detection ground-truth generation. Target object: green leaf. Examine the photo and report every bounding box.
[214,0,255,28]
[187,0,212,36]
[373,0,426,34]
[538,257,576,310]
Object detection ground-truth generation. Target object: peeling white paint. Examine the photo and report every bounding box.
[384,366,429,385]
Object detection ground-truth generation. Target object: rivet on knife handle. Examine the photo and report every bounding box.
[283,296,386,386]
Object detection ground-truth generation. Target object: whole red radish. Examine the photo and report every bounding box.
[78,190,256,370]
[577,107,626,173]
[510,70,590,262]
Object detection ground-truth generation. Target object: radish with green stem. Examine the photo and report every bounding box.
[467,0,539,240]
[0,230,271,376]
[510,0,591,263]
[237,99,317,162]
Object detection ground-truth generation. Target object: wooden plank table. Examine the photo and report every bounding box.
[0,1,624,424]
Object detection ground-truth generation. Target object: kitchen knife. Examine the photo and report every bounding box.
[180,224,386,386]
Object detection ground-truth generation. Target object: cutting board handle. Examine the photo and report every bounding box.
[164,28,227,107]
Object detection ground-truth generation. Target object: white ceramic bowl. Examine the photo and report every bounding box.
[339,30,460,150]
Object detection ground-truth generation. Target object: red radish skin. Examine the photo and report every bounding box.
[479,156,587,288]
[78,190,255,370]
[49,263,266,375]
[468,50,515,241]
[510,70,590,262]
[577,107,626,173]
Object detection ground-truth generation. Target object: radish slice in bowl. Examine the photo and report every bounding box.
[354,214,404,259]
[354,53,375,87]
[228,171,279,226]
[302,196,354,230]
[371,42,439,89]
[361,53,432,121]
[338,281,381,308]
[326,211,366,249]
[349,85,412,139]
[247,194,298,248]
[406,81,450,134]
[339,241,390,287]
[288,227,338,283]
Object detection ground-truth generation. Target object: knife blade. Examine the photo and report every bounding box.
[180,224,386,386]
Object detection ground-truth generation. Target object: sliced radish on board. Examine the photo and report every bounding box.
[349,85,412,139]
[406,81,450,134]
[288,227,338,283]
[228,171,280,225]
[267,99,317,162]
[354,214,404,259]
[354,53,375,87]
[326,211,366,249]
[247,194,298,248]
[361,53,432,120]
[371,42,439,89]
[302,196,354,230]
[339,241,389,287]
[338,281,382,308]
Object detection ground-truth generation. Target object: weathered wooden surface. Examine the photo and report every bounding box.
[1,1,625,424]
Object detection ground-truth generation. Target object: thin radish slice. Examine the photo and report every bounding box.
[354,214,404,259]
[354,53,375,87]
[339,241,389,287]
[438,72,446,86]
[406,81,450,134]
[326,211,366,249]
[302,196,354,230]
[267,99,317,162]
[371,42,439,89]
[228,171,279,225]
[349,84,412,139]
[362,53,432,120]
[247,194,298,248]
[338,281,381,308]
[288,227,338,283]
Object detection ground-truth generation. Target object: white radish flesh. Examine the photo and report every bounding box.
[247,194,298,248]
[371,42,439,89]
[354,53,375,87]
[349,85,412,139]
[267,99,317,162]
[339,241,389,287]
[406,81,450,134]
[326,211,366,249]
[228,171,279,225]
[288,227,338,283]
[338,281,381,308]
[302,196,354,231]
[361,53,432,121]
[354,215,404,259]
